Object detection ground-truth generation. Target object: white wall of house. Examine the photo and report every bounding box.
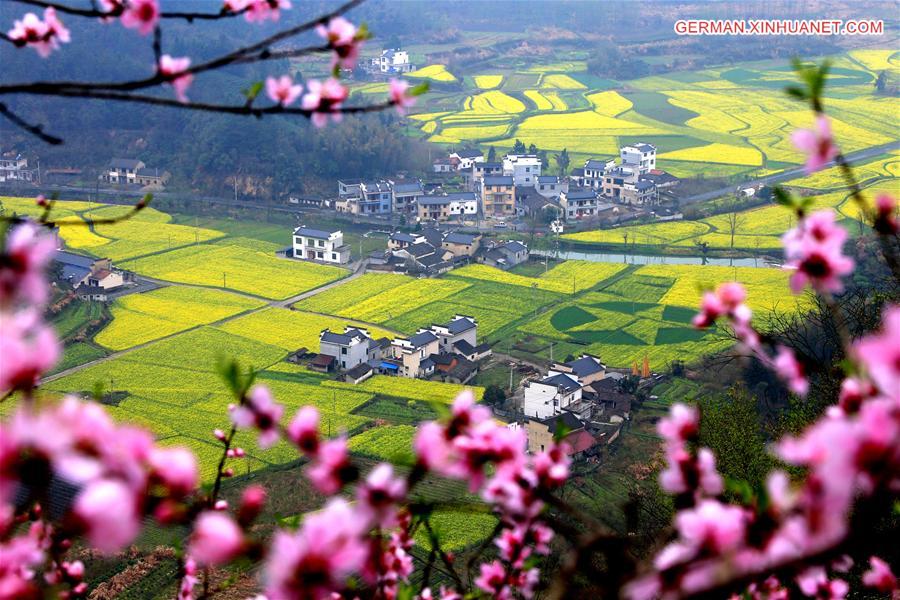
[523,380,583,419]
[293,230,350,264]
[620,145,656,174]
[320,337,369,371]
[503,155,542,187]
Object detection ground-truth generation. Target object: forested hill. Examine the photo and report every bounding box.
[0,1,430,198]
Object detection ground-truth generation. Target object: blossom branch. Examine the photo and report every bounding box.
[0,101,63,144]
[10,0,252,21]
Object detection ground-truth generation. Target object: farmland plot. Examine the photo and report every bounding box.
[449,261,625,294]
[323,376,484,404]
[123,243,346,299]
[96,287,265,351]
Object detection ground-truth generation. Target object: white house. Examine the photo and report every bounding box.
[449,149,484,171]
[336,180,393,215]
[583,158,615,189]
[319,327,385,371]
[620,143,657,174]
[429,315,477,354]
[417,192,478,222]
[561,188,600,221]
[292,226,350,264]
[548,354,606,386]
[0,155,37,183]
[376,49,412,73]
[390,330,440,378]
[523,373,583,419]
[502,154,542,187]
[390,180,425,216]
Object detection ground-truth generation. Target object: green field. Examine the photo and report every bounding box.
[512,263,799,369]
[403,49,899,178]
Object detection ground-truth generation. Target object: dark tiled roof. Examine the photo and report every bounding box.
[444,232,477,245]
[420,357,436,370]
[540,411,583,433]
[635,180,655,190]
[55,251,95,268]
[536,175,560,184]
[584,159,610,170]
[345,363,373,379]
[442,192,478,202]
[483,176,514,186]
[321,331,353,345]
[502,241,527,253]
[475,162,502,170]
[570,167,585,177]
[294,226,335,239]
[391,181,424,194]
[633,143,656,152]
[420,228,444,248]
[565,189,597,201]
[540,373,580,392]
[453,149,483,159]
[390,232,418,243]
[409,330,438,348]
[406,242,436,258]
[566,356,604,378]
[446,316,476,334]
[417,253,446,268]
[453,339,475,355]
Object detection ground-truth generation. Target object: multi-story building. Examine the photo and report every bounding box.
[0,155,37,183]
[390,330,440,378]
[336,179,392,214]
[292,226,351,264]
[319,326,386,371]
[449,149,484,171]
[429,315,477,354]
[582,158,615,189]
[548,354,606,386]
[374,49,413,73]
[389,180,424,215]
[99,158,170,187]
[417,192,479,222]
[523,372,583,419]
[535,175,566,198]
[560,188,600,221]
[481,176,516,217]
[441,232,481,258]
[388,232,425,251]
[502,154,542,187]
[472,161,503,188]
[620,143,656,174]
[601,166,658,206]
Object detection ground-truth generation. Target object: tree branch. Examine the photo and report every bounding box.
[0,102,63,145]
[9,0,252,21]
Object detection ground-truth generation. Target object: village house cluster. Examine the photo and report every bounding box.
[515,354,636,459]
[312,314,492,385]
[99,158,170,189]
[54,250,128,301]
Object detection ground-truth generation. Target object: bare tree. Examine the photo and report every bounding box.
[725,198,747,250]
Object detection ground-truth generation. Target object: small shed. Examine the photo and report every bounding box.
[310,354,335,373]
[342,363,374,384]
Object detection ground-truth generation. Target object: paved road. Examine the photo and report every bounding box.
[677,141,900,206]
[41,259,374,384]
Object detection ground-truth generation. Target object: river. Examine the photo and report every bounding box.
[529,249,774,268]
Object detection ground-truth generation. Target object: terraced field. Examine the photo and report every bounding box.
[404,49,898,178]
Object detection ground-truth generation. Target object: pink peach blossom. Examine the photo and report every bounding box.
[317,17,361,69]
[148,447,198,496]
[244,0,291,23]
[73,479,141,553]
[229,384,283,448]
[120,0,159,35]
[158,55,193,103]
[854,305,900,399]
[189,512,244,566]
[0,309,61,394]
[1,221,58,307]
[862,556,897,593]
[782,209,854,295]
[306,436,352,494]
[792,116,839,174]
[265,75,303,107]
[774,345,809,396]
[7,8,69,58]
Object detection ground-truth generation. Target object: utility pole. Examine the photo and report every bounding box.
[509,361,514,393]
[550,342,553,362]
[223,272,226,288]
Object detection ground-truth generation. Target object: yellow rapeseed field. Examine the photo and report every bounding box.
[539,74,586,89]
[407,64,457,82]
[474,75,503,89]
[659,143,763,166]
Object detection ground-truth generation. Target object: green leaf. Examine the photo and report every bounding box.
[773,187,794,208]
[784,86,806,100]
[243,81,264,101]
[410,81,430,96]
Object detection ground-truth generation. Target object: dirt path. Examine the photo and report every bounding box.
[42,261,374,384]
